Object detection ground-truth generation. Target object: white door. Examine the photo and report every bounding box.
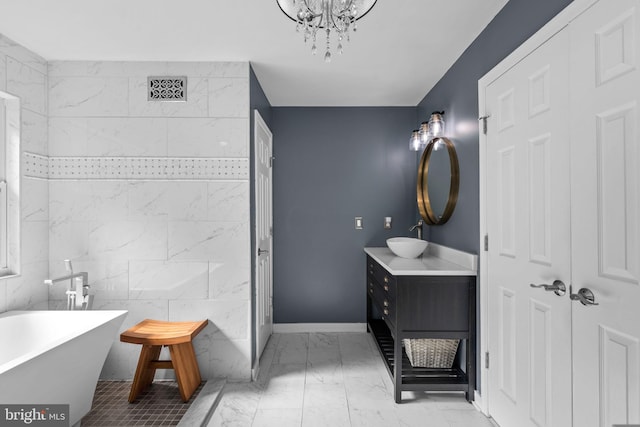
[570,1,640,425]
[255,110,273,362]
[486,28,573,427]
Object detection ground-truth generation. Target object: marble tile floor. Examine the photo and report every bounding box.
[208,332,496,427]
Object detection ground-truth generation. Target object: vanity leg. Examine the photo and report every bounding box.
[394,334,402,403]
[467,280,477,402]
[467,338,476,402]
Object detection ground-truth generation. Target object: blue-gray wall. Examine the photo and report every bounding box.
[250,67,272,129]
[249,66,272,363]
[418,0,573,254]
[271,108,417,323]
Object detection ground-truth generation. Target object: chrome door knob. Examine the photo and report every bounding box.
[530,280,566,296]
[570,287,599,306]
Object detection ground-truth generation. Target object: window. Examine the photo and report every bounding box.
[0,97,7,275]
[0,92,20,278]
[0,180,6,275]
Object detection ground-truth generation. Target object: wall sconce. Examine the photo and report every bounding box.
[410,111,446,151]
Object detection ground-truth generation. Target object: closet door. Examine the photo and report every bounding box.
[570,1,640,426]
[486,28,572,427]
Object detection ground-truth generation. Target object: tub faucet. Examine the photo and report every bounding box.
[44,260,92,310]
[409,219,424,240]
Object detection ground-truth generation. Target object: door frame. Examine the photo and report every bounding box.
[477,0,598,416]
[253,109,273,380]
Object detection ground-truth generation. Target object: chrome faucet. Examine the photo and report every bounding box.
[44,260,92,310]
[409,219,424,240]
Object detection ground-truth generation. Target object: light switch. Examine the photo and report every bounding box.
[355,217,363,230]
[384,217,392,229]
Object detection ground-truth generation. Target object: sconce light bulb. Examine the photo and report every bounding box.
[428,112,446,138]
[410,130,421,151]
[419,121,430,143]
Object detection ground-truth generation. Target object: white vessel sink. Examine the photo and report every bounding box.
[386,237,428,259]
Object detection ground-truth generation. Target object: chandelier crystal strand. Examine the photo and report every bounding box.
[277,0,376,61]
[324,29,331,62]
[312,32,317,55]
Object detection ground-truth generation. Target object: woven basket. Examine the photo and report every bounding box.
[402,338,460,368]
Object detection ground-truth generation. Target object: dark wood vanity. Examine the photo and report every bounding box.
[365,247,477,403]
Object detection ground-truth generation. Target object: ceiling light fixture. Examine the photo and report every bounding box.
[276,0,377,63]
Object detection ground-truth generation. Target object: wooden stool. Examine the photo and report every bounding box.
[120,319,208,403]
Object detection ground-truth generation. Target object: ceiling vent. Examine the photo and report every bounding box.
[148,76,187,101]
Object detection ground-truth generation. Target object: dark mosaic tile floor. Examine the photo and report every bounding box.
[82,381,203,426]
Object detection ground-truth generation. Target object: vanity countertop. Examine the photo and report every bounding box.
[364,243,477,276]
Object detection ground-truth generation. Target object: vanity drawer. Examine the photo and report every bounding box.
[367,256,396,296]
[368,275,396,303]
[368,280,396,328]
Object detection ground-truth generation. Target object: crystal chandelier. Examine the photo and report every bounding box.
[276,0,377,62]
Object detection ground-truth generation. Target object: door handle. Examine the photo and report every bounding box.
[570,287,599,306]
[530,280,566,296]
[258,248,270,256]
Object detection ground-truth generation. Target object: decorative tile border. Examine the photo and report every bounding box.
[23,152,248,181]
[23,152,49,179]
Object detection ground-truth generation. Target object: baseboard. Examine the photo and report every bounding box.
[273,323,367,333]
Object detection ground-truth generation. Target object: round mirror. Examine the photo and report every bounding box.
[416,137,460,225]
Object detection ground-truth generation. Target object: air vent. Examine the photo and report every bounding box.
[148,76,187,101]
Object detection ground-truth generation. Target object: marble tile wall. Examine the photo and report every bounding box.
[0,34,49,313]
[47,60,252,381]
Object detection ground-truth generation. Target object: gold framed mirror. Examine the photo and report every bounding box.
[416,137,460,225]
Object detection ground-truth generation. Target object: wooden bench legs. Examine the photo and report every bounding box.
[121,319,208,403]
[128,343,202,403]
[129,345,161,403]
[169,342,202,402]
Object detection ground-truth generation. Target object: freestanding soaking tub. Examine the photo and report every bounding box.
[0,310,128,426]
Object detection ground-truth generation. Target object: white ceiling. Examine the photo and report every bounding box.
[0,0,508,106]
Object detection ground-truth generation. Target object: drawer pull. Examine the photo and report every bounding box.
[384,276,389,284]
[383,300,389,307]
[384,285,389,291]
[369,288,373,294]
[383,308,389,315]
